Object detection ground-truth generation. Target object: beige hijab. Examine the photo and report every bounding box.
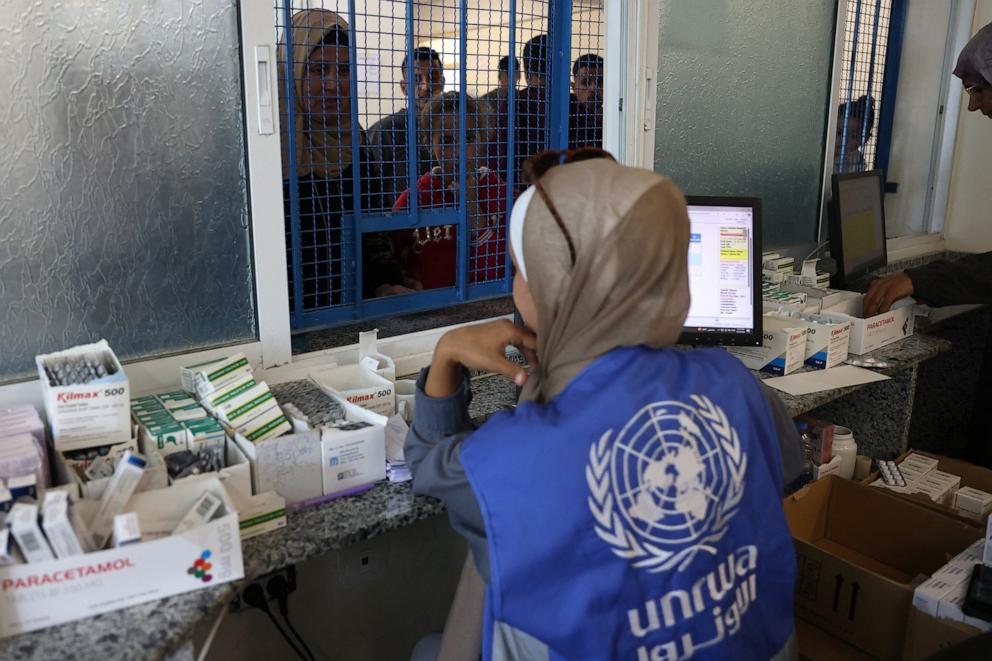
[277,9,354,179]
[519,158,691,403]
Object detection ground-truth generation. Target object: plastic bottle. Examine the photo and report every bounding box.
[788,421,816,492]
[831,426,858,480]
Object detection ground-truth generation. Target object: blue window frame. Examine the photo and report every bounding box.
[834,0,908,176]
[276,0,603,332]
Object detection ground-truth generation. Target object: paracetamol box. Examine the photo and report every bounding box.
[310,364,396,417]
[727,316,807,375]
[192,354,253,399]
[216,382,279,429]
[821,291,916,355]
[0,479,243,638]
[36,340,130,451]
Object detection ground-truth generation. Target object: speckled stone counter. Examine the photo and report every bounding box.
[0,335,951,660]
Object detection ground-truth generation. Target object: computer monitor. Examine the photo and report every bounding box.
[680,197,762,346]
[829,170,887,288]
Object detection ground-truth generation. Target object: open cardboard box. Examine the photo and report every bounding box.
[784,476,983,660]
[820,291,915,355]
[0,478,243,637]
[864,450,992,525]
[902,606,985,661]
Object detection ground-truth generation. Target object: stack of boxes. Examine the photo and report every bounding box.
[179,354,290,443]
[130,393,226,455]
[871,453,970,507]
[913,541,990,632]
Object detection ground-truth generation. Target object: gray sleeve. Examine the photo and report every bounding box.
[760,383,803,490]
[404,367,492,582]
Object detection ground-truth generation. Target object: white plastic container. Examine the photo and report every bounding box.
[831,427,858,480]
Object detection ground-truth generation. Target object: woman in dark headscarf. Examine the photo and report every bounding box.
[278,9,402,314]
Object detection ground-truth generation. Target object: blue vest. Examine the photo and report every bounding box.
[461,346,796,660]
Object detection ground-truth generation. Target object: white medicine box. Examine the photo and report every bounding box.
[0,479,243,638]
[310,364,395,417]
[37,340,130,451]
[821,291,916,355]
[320,394,387,497]
[727,316,807,375]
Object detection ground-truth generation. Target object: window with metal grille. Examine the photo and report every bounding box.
[275,1,604,333]
[835,0,907,176]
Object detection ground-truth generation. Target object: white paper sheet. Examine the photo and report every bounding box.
[763,365,890,396]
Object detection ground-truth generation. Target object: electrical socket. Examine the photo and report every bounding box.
[229,565,297,614]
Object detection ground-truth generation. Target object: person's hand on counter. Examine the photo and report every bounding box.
[864,272,914,317]
[426,320,538,398]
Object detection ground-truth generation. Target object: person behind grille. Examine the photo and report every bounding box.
[277,9,396,311]
[368,47,446,206]
[386,92,508,293]
[568,53,604,149]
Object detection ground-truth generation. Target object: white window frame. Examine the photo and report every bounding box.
[0,1,634,406]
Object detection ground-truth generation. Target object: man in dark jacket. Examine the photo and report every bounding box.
[368,47,444,207]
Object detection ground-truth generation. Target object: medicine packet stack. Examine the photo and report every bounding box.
[0,406,48,489]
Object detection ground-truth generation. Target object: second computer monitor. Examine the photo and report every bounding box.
[680,197,762,347]
[829,170,888,288]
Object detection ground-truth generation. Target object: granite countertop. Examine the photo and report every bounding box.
[759,333,951,417]
[0,335,949,659]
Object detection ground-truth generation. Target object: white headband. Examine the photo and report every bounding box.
[509,185,537,281]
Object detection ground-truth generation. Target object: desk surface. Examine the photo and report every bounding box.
[0,335,949,660]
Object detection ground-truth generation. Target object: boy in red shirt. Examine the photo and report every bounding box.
[391,92,508,291]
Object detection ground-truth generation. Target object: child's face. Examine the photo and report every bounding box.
[430,115,478,183]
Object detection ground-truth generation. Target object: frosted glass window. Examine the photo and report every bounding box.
[0,0,256,381]
[653,0,837,247]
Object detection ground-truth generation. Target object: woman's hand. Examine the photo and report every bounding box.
[425,320,538,398]
[863,273,914,317]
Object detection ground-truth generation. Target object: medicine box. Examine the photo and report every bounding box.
[169,436,252,502]
[956,487,992,518]
[56,438,169,501]
[36,340,130,451]
[0,479,243,638]
[727,316,807,375]
[320,394,387,497]
[820,291,916,355]
[310,364,395,417]
[767,312,852,369]
[232,427,324,505]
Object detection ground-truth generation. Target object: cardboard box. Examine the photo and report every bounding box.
[232,428,324,505]
[310,364,395,417]
[796,619,875,661]
[0,479,242,637]
[820,291,915,355]
[866,451,992,525]
[359,329,396,383]
[36,340,130,451]
[56,438,169,501]
[320,396,387,497]
[170,436,252,502]
[785,476,983,659]
[903,606,986,661]
[726,316,807,375]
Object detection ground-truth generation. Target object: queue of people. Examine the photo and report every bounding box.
[279,9,604,310]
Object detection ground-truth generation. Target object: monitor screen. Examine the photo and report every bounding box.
[680,197,762,346]
[830,170,887,286]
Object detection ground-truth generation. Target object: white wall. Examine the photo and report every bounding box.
[883,1,952,238]
[943,0,992,252]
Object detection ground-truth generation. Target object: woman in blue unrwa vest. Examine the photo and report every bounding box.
[406,150,803,661]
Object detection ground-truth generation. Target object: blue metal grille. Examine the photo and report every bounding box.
[835,0,904,175]
[276,1,602,331]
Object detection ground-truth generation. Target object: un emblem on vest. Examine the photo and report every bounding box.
[586,395,747,573]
